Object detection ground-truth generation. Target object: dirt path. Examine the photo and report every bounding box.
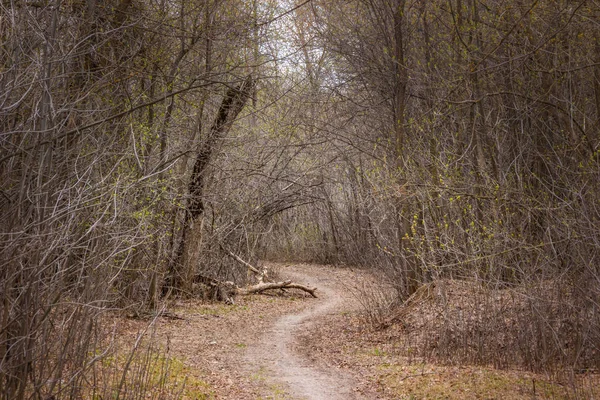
[243,264,366,400]
[127,263,379,399]
[122,263,600,399]
[120,263,600,399]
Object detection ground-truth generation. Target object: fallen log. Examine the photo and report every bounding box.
[220,244,269,283]
[236,280,318,298]
[193,274,237,304]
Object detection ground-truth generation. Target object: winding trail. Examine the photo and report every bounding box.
[244,264,364,400]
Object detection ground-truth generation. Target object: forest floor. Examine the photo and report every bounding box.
[116,263,600,399]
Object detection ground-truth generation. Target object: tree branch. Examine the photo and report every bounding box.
[236,280,318,298]
[0,80,222,165]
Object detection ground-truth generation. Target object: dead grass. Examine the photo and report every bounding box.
[104,278,316,399]
[376,363,600,399]
[297,308,600,399]
[295,271,600,399]
[380,278,600,372]
[90,350,214,400]
[94,264,599,399]
[75,317,215,400]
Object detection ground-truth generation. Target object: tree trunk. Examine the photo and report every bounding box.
[164,76,255,295]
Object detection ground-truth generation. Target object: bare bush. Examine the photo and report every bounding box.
[1,0,268,397]
[253,0,600,381]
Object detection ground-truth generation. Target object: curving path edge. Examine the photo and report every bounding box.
[243,264,362,400]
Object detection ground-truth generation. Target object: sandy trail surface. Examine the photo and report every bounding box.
[120,263,600,399]
[243,264,366,399]
[127,263,378,399]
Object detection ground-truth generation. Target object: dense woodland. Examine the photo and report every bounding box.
[2,0,600,398]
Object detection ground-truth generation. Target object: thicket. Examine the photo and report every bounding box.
[2,0,600,398]
[0,0,271,397]
[260,0,600,376]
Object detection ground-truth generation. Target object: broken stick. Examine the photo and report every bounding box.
[236,280,318,298]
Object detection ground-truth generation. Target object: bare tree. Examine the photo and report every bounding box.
[255,0,600,375]
[0,0,269,397]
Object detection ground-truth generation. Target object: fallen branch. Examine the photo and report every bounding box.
[126,310,186,321]
[221,244,261,274]
[220,244,270,283]
[236,280,318,298]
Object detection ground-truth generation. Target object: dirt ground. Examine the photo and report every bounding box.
[115,263,381,399]
[114,263,600,399]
